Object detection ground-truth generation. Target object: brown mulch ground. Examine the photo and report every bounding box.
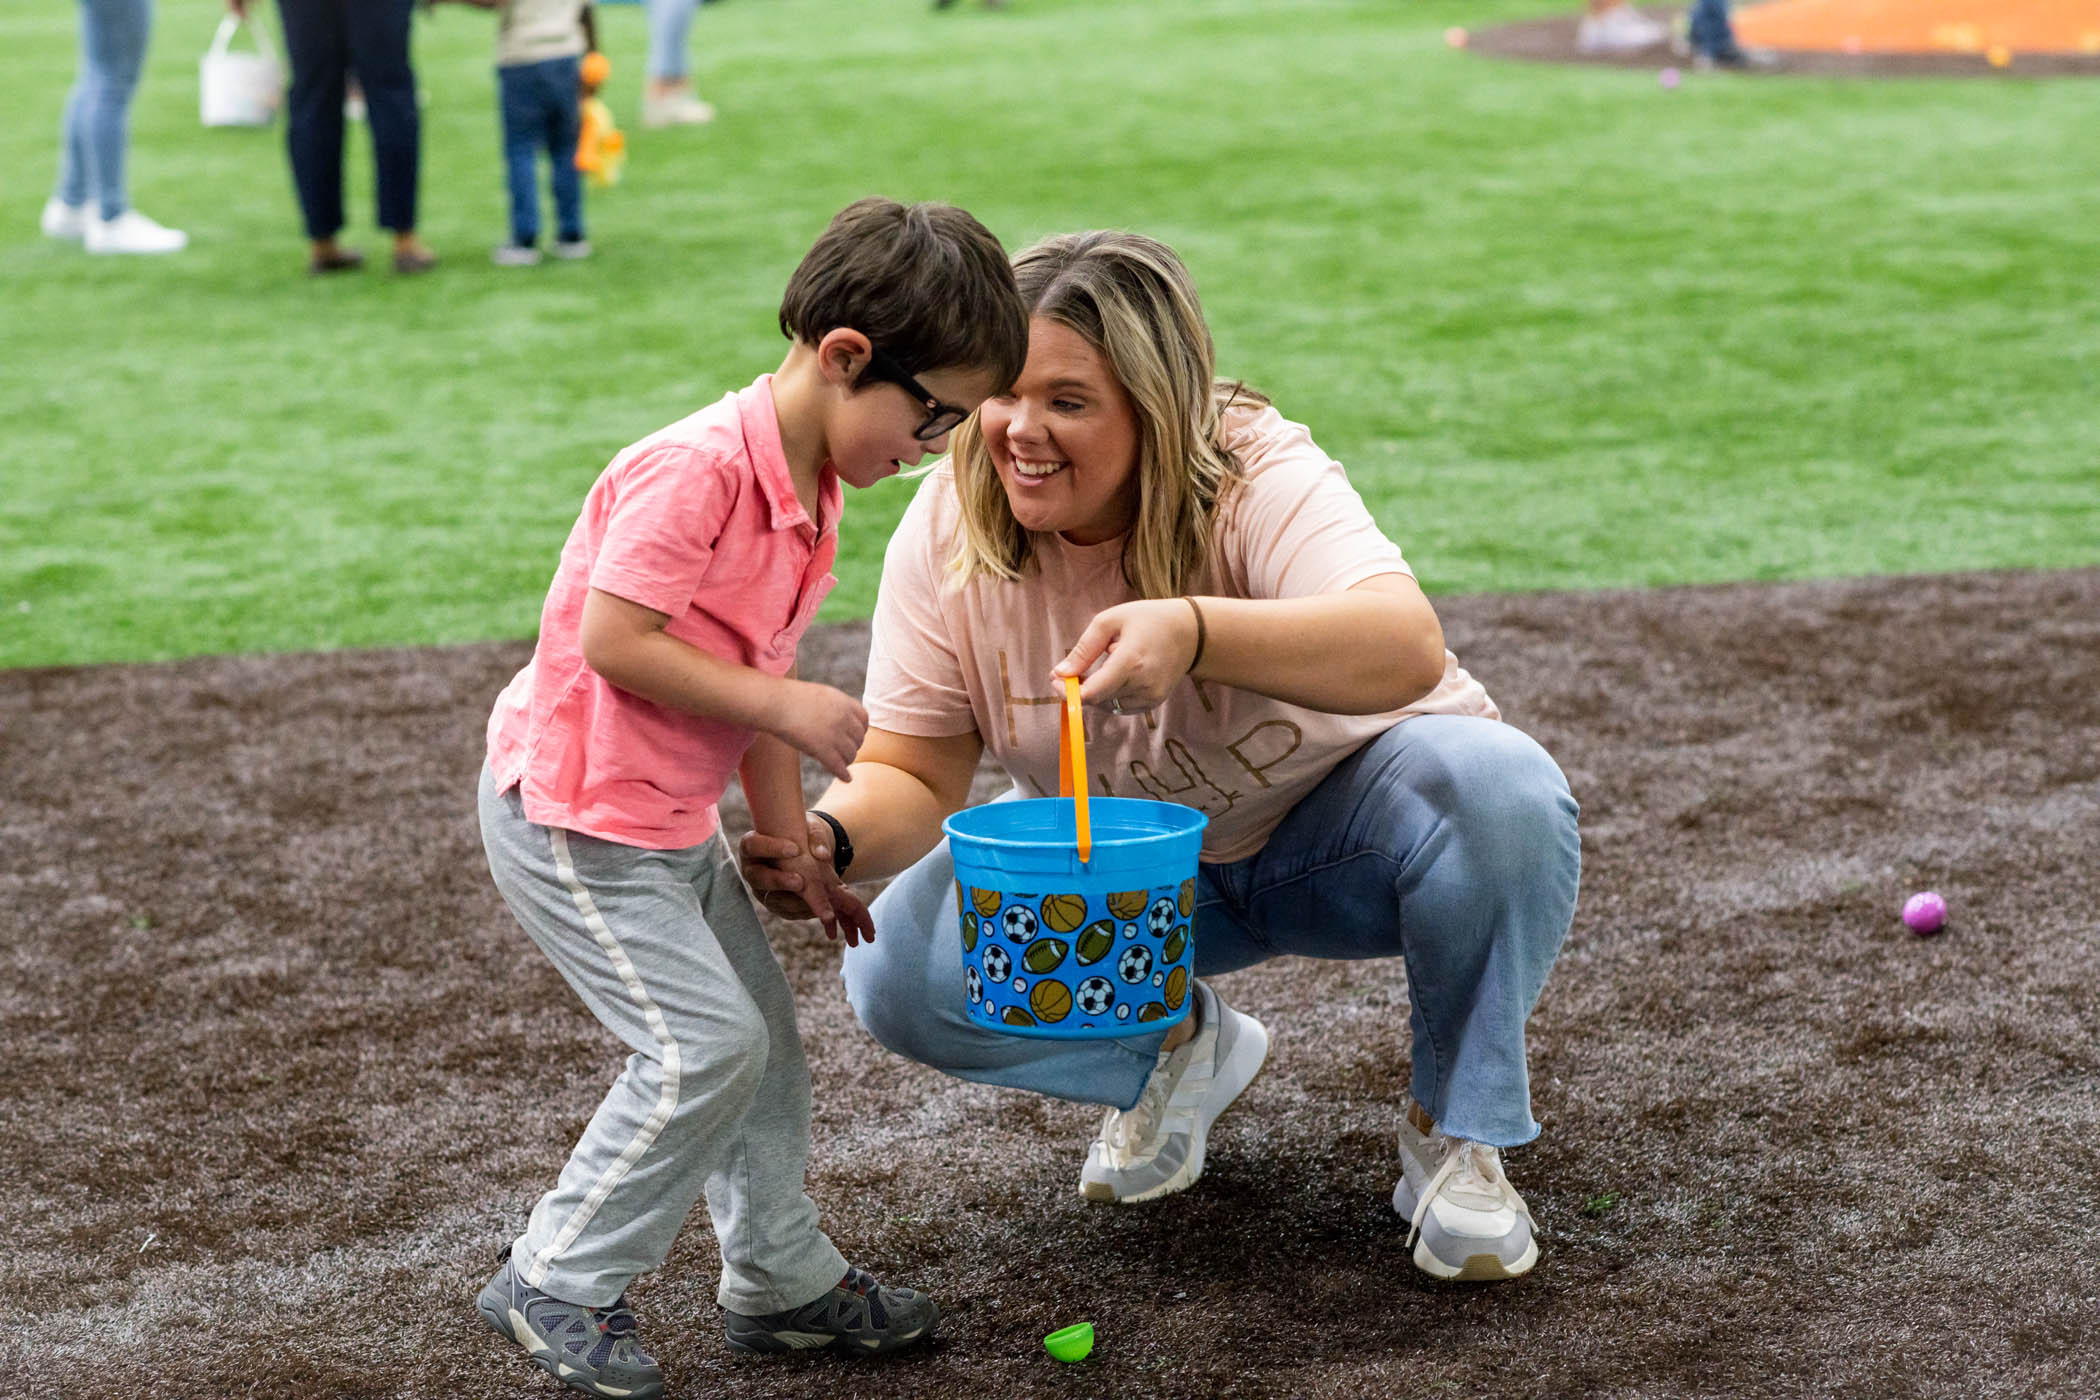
[1467,7,2100,76]
[5,568,2098,1400]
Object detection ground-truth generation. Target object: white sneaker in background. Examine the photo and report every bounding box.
[491,243,542,267]
[1576,3,1668,53]
[642,91,716,128]
[41,198,89,242]
[1392,1114,1539,1281]
[84,209,188,255]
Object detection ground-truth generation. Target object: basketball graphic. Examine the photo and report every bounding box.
[955,881,965,915]
[1002,1005,1037,1027]
[1000,905,1040,944]
[1165,965,1188,1010]
[1178,878,1195,916]
[962,914,979,953]
[1076,919,1116,965]
[1076,977,1115,1015]
[1023,938,1069,975]
[1106,889,1149,921]
[1040,892,1089,933]
[1028,979,1073,1024]
[971,886,1000,917]
[1137,1001,1170,1022]
[1161,924,1187,964]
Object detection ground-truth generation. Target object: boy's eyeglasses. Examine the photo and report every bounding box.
[865,346,971,442]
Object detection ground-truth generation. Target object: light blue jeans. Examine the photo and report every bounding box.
[55,0,153,220]
[644,0,698,81]
[843,715,1581,1149]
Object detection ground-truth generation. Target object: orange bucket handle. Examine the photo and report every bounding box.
[1060,676,1092,864]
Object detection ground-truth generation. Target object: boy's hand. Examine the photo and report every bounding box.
[772,680,868,783]
[766,847,877,946]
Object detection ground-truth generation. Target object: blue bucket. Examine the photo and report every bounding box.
[946,796,1205,1038]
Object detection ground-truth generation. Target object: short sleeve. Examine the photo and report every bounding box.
[586,444,738,617]
[1219,407,1412,601]
[863,478,980,737]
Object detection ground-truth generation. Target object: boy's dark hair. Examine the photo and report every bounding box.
[779,198,1029,388]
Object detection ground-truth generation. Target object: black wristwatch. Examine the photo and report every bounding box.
[810,809,853,878]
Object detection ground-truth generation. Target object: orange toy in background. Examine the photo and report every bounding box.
[575,50,625,187]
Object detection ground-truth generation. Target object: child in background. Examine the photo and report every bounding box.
[473,198,1028,1400]
[493,0,594,265]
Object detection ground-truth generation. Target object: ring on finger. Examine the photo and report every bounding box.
[1109,696,1124,714]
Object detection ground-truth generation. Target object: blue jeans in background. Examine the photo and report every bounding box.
[843,714,1582,1149]
[55,0,153,220]
[645,0,698,81]
[499,56,584,248]
[1687,0,1739,56]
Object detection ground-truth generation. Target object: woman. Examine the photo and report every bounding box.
[229,0,437,274]
[742,232,1580,1282]
[641,0,715,127]
[43,0,187,254]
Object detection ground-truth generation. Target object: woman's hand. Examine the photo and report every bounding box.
[738,818,877,945]
[1053,598,1200,714]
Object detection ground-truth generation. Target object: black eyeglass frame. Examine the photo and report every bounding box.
[863,345,971,442]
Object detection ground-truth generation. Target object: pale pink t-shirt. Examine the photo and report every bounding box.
[487,375,841,849]
[864,402,1498,863]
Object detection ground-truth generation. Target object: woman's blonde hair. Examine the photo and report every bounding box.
[946,230,1267,598]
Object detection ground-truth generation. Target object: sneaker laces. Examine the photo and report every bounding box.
[1404,1136,1534,1249]
[1100,1044,1180,1160]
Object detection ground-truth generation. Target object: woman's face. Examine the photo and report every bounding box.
[979,318,1142,546]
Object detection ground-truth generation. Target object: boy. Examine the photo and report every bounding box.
[474,198,1027,1399]
[492,0,595,265]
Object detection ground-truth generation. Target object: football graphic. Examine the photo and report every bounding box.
[1179,877,1196,917]
[1040,892,1088,933]
[1075,919,1116,965]
[1117,945,1153,984]
[1137,1001,1170,1022]
[981,945,1012,983]
[1165,965,1188,1010]
[1029,979,1073,1023]
[1001,904,1040,944]
[1161,924,1187,964]
[1002,1006,1036,1027]
[961,914,979,954]
[955,881,965,915]
[1076,977,1115,1015]
[1106,889,1149,921]
[1023,938,1070,975]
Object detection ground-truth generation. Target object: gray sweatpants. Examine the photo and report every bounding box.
[478,764,848,1313]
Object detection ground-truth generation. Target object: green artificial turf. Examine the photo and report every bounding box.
[4,0,2098,668]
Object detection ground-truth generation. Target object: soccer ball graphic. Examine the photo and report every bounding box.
[965,966,983,1004]
[982,945,1012,983]
[1076,977,1115,1015]
[1146,897,1176,937]
[1117,945,1153,984]
[1001,904,1040,944]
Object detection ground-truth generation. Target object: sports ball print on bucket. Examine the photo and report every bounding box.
[944,678,1206,1040]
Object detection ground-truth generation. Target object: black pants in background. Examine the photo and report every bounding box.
[278,0,419,239]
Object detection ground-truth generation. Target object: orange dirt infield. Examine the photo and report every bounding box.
[1735,0,2100,56]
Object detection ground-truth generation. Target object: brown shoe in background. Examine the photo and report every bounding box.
[307,245,365,275]
[391,245,439,275]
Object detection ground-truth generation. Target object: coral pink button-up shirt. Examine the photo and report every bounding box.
[488,375,840,849]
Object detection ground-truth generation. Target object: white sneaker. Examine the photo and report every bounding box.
[1392,1115,1539,1281]
[552,239,592,260]
[491,243,542,267]
[642,91,716,128]
[1076,981,1268,1203]
[1576,3,1668,53]
[84,209,188,255]
[41,198,89,242]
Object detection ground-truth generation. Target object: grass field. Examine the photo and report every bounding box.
[4,0,2098,669]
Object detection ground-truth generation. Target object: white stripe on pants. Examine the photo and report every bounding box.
[478,764,847,1313]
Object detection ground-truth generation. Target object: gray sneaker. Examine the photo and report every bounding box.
[1391,1116,1539,1281]
[721,1266,939,1354]
[1077,980,1269,1203]
[476,1254,665,1399]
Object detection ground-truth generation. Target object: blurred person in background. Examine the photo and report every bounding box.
[642,0,715,126]
[1577,0,1665,54]
[43,0,188,254]
[229,0,438,274]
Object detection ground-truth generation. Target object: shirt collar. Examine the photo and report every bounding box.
[740,375,839,536]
